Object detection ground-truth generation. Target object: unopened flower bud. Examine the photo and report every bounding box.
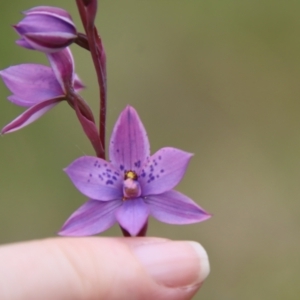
[14,6,77,53]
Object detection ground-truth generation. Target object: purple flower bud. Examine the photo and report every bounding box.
[14,6,77,53]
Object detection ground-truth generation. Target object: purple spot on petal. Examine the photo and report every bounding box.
[158,156,162,160]
[114,171,120,176]
[89,173,92,177]
[120,165,124,171]
[160,169,164,173]
[98,175,103,180]
[106,180,114,185]
[112,176,117,181]
[134,160,141,168]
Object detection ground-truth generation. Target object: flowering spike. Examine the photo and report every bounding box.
[60,106,211,237]
[14,6,77,53]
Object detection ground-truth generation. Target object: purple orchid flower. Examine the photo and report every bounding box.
[14,6,77,53]
[59,106,211,237]
[0,47,84,134]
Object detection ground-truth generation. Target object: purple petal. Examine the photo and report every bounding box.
[115,198,150,236]
[1,98,62,134]
[15,13,76,36]
[15,38,34,50]
[7,95,44,107]
[64,156,123,201]
[58,199,122,236]
[73,74,85,91]
[139,147,193,196]
[109,106,150,173]
[145,190,211,224]
[23,32,76,53]
[24,6,75,25]
[0,64,63,106]
[47,47,74,92]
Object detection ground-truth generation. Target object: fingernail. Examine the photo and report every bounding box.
[132,240,210,288]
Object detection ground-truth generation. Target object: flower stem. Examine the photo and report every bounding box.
[74,33,90,51]
[68,91,104,158]
[67,91,95,123]
[120,222,148,237]
[76,0,107,160]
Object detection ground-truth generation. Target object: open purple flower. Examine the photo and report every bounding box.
[59,106,211,236]
[14,6,77,53]
[0,47,83,134]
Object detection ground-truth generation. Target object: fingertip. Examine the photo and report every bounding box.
[187,241,210,284]
[129,239,210,289]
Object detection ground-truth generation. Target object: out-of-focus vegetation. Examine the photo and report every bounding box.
[0,1,300,299]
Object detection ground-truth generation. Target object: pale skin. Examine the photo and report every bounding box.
[0,237,210,300]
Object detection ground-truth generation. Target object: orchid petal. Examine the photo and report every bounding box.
[115,198,150,236]
[15,14,76,36]
[24,6,75,26]
[15,38,34,50]
[58,199,121,236]
[23,32,76,53]
[1,98,62,134]
[14,7,76,35]
[65,156,123,201]
[73,74,85,91]
[0,64,63,106]
[47,47,74,92]
[145,190,212,224]
[139,147,193,196]
[23,6,75,28]
[7,95,33,107]
[109,106,150,173]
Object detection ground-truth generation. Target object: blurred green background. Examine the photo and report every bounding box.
[1,0,300,299]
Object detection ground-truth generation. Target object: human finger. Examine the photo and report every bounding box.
[0,237,210,300]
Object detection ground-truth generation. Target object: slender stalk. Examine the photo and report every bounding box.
[120,222,148,237]
[75,0,107,160]
[68,91,104,158]
[66,91,95,123]
[74,33,90,50]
